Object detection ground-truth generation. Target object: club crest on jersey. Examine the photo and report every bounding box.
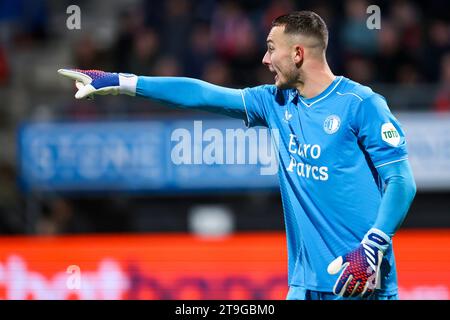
[381,122,401,146]
[323,115,340,134]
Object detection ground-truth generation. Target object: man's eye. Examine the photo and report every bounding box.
[268,46,274,52]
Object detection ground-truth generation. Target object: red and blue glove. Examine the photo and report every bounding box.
[327,228,391,298]
[57,69,138,99]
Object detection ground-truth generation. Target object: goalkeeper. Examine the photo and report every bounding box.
[58,11,416,300]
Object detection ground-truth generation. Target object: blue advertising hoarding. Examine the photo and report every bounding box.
[18,119,279,193]
[18,113,450,193]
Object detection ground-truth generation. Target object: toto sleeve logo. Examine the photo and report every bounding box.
[381,122,400,146]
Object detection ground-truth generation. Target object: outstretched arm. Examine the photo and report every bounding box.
[57,69,247,120]
[136,76,246,119]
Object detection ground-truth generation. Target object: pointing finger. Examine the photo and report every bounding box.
[58,69,92,85]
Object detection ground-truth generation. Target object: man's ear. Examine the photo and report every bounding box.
[293,45,304,66]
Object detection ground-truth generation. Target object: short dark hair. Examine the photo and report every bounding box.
[272,11,329,50]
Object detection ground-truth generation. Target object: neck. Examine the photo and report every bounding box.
[296,61,336,99]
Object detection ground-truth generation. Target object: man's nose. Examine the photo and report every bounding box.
[262,51,270,66]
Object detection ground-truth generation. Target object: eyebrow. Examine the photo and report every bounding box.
[266,39,274,44]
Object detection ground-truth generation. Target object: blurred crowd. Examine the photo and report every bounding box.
[76,1,449,87]
[1,0,449,108]
[71,0,450,111]
[0,0,449,235]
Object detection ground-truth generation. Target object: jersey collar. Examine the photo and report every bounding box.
[293,76,343,108]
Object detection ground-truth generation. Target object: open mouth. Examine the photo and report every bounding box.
[268,66,279,83]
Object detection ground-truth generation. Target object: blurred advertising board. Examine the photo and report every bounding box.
[0,230,448,300]
[17,112,450,192]
[18,119,278,193]
[397,112,450,190]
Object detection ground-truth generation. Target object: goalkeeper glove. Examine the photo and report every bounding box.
[327,228,391,298]
[57,69,138,99]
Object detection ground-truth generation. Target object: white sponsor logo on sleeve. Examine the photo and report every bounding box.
[381,123,400,146]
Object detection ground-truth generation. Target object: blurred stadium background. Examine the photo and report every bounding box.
[0,0,449,300]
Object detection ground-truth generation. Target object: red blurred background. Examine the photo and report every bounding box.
[0,229,448,300]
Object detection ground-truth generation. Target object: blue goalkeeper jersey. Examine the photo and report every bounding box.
[242,76,408,294]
